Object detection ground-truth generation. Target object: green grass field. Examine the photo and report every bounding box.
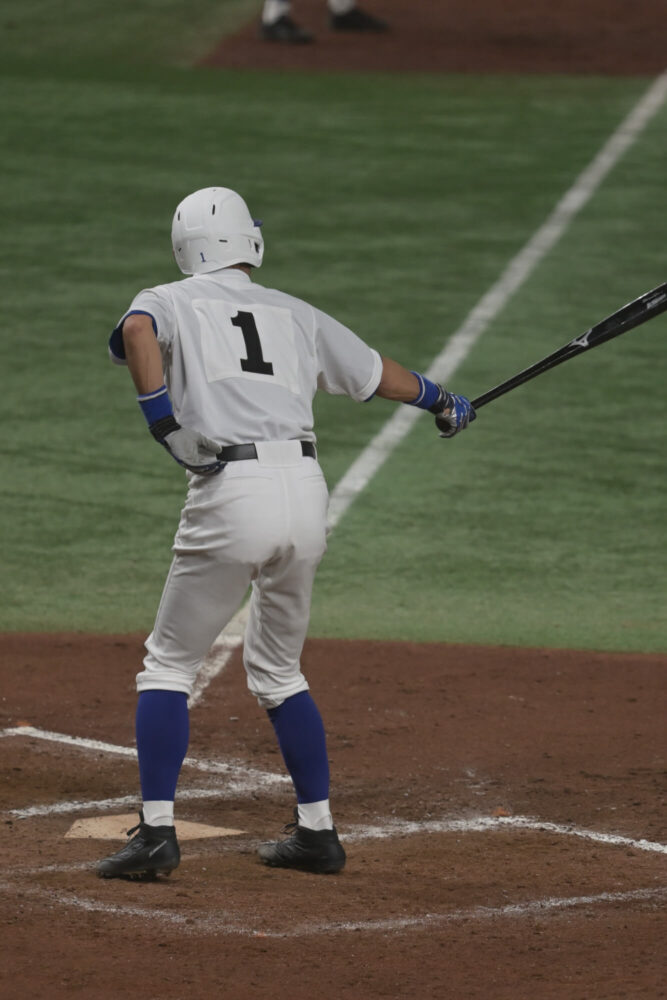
[1,5,665,651]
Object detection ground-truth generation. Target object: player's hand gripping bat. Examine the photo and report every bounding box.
[470,282,667,411]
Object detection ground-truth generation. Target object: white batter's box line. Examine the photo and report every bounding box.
[0,880,196,929]
[495,814,667,855]
[259,887,667,939]
[343,814,667,855]
[0,726,289,787]
[6,782,666,860]
[10,861,95,876]
[6,783,284,820]
[0,878,664,939]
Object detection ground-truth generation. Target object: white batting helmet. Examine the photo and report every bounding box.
[171,187,264,275]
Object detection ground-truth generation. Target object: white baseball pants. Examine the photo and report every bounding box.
[137,441,328,708]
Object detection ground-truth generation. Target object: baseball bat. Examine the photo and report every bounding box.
[470,281,667,410]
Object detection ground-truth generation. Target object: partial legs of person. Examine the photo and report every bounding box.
[261,0,314,42]
[97,533,251,879]
[97,447,343,878]
[328,0,388,32]
[243,533,346,873]
[261,0,388,43]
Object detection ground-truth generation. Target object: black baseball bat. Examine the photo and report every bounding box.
[470,281,667,410]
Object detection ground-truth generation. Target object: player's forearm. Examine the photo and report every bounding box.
[375,357,421,402]
[120,313,223,474]
[122,315,164,395]
[375,356,476,436]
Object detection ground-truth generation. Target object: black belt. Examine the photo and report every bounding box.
[217,441,316,462]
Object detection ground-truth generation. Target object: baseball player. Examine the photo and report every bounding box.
[261,1,387,43]
[97,186,475,879]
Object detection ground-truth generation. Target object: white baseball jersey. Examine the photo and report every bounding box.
[111,266,383,708]
[110,268,382,446]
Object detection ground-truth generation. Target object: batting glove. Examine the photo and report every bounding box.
[429,386,476,439]
[148,416,225,476]
[137,385,224,475]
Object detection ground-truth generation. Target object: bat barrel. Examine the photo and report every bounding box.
[470,281,667,411]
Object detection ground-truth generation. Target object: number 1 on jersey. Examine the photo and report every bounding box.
[232,311,274,376]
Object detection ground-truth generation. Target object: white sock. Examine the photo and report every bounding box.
[298,799,334,831]
[328,0,356,14]
[263,0,291,24]
[142,800,174,828]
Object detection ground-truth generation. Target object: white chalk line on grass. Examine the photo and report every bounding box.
[322,70,667,531]
[0,878,664,939]
[189,70,667,708]
[0,725,288,788]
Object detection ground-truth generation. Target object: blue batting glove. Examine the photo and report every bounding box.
[429,386,476,439]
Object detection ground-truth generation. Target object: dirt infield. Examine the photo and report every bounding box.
[3,3,666,995]
[1,633,665,998]
[203,0,667,75]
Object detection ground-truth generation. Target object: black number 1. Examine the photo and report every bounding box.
[231,311,274,376]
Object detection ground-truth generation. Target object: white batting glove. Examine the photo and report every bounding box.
[149,416,224,475]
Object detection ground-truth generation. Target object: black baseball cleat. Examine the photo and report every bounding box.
[97,817,180,880]
[330,6,389,32]
[261,15,314,43]
[258,815,346,874]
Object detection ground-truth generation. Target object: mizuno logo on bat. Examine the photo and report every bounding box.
[572,330,593,349]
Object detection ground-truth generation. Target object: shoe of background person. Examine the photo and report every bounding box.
[330,6,389,32]
[261,15,314,43]
[258,814,346,874]
[97,816,180,879]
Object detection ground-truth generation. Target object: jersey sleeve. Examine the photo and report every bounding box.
[313,306,383,401]
[108,286,176,365]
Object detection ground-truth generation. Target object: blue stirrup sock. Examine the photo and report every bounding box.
[267,691,331,827]
[136,690,189,826]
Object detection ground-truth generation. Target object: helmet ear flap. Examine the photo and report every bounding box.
[171,188,264,275]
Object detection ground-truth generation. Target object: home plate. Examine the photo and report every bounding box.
[65,814,245,840]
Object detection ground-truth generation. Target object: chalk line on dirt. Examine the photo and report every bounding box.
[258,887,667,938]
[0,725,289,788]
[189,69,667,707]
[7,786,256,820]
[342,814,667,855]
[5,768,667,861]
[0,878,664,939]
